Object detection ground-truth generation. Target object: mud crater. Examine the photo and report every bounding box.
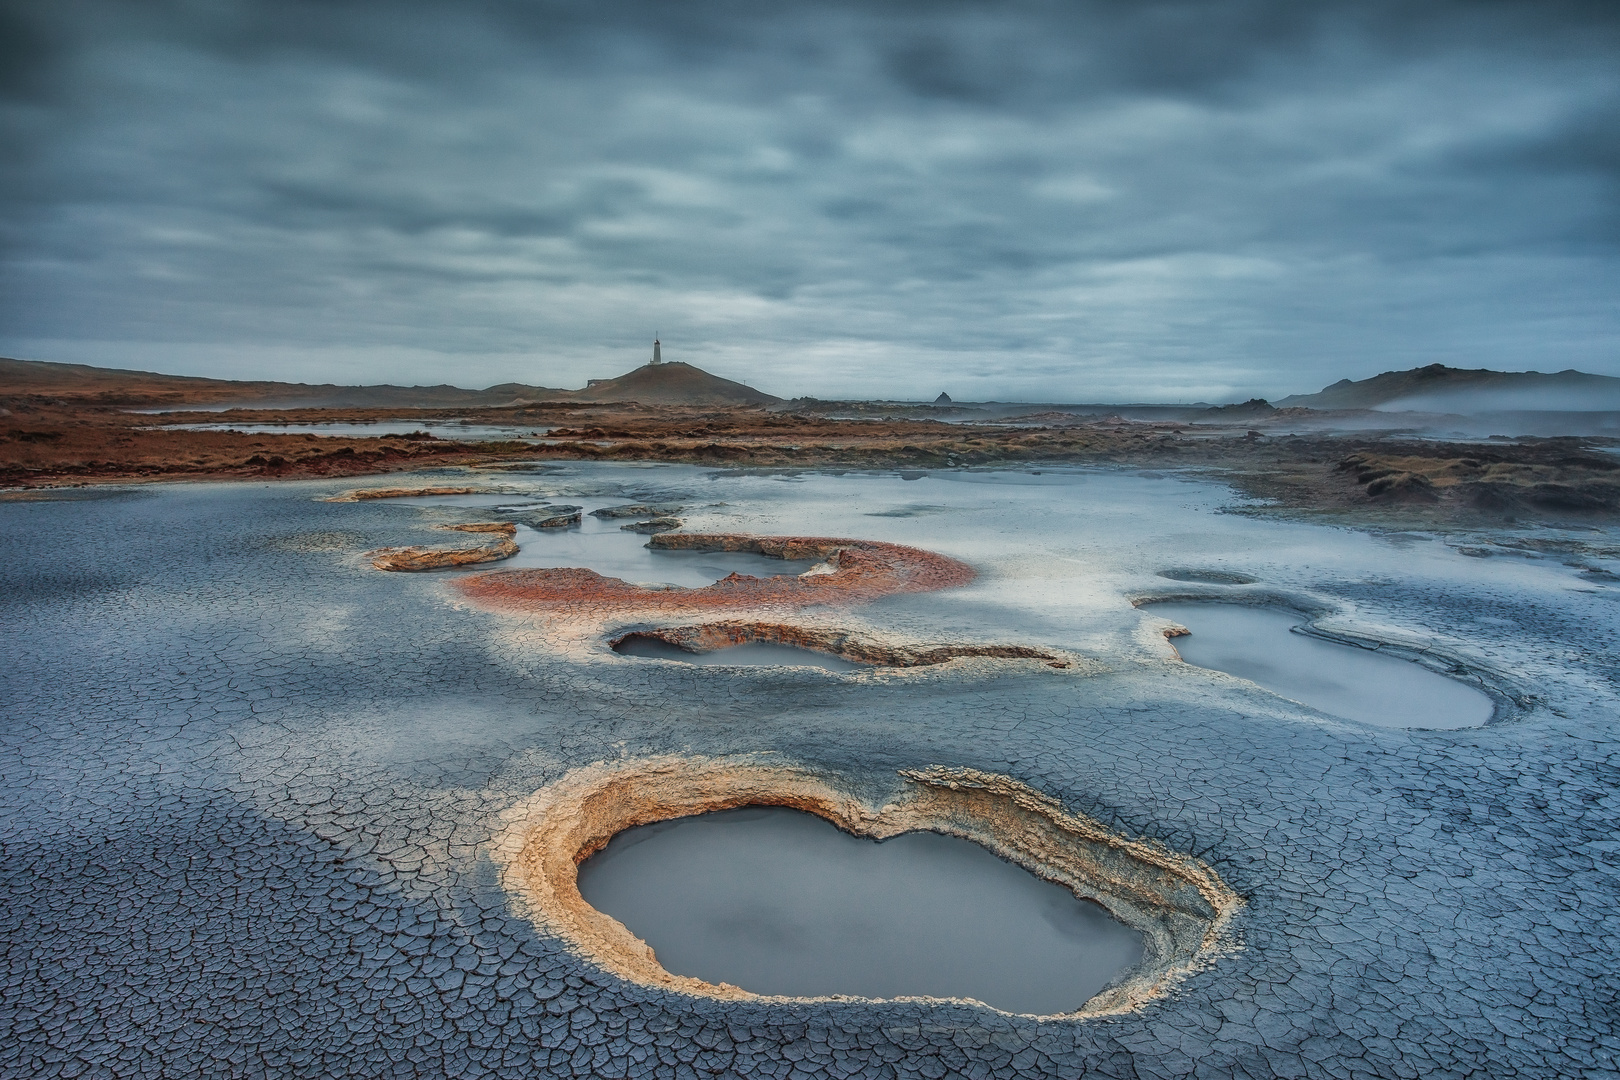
[495,757,1240,1018]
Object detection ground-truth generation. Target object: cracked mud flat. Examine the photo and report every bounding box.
[2,463,1619,1078]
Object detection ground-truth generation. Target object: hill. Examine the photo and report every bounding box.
[0,356,777,409]
[570,362,778,406]
[0,357,562,408]
[1278,364,1620,413]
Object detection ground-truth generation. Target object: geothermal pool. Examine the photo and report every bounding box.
[575,806,1144,1015]
[3,462,1616,1078]
[1144,601,1496,729]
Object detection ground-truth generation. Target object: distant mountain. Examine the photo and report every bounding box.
[0,356,777,408]
[570,362,778,406]
[1278,364,1620,413]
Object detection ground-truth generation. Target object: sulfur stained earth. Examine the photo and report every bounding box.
[1,463,1618,1079]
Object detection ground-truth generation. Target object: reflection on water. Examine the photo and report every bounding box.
[1146,601,1494,729]
[613,635,863,671]
[576,806,1145,1014]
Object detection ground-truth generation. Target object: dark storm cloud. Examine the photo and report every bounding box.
[2,0,1618,399]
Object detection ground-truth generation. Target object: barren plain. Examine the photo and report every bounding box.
[3,363,1619,1079]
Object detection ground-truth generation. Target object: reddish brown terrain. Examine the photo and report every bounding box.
[4,356,1618,526]
[453,534,977,620]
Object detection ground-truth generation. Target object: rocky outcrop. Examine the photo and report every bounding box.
[590,503,685,519]
[619,517,682,534]
[324,486,482,502]
[367,522,518,571]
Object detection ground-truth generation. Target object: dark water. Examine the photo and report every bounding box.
[576,807,1145,1014]
[613,635,863,671]
[1146,601,1495,729]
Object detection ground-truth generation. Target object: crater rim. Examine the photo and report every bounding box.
[493,756,1242,1019]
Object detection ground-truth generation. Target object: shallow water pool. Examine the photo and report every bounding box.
[1144,601,1495,729]
[575,806,1145,1015]
[507,521,818,587]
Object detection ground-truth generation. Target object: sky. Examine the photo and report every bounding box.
[1,0,1617,403]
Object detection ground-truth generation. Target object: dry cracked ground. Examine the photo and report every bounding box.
[1,464,1617,1080]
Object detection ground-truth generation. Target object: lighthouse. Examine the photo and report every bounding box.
[651,337,662,365]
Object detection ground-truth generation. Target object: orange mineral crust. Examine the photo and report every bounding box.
[452,535,976,617]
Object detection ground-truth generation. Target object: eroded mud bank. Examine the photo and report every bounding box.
[611,622,1068,669]
[365,522,520,571]
[323,485,485,502]
[494,757,1240,1019]
[454,534,976,618]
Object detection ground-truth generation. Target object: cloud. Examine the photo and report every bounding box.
[1,0,1618,401]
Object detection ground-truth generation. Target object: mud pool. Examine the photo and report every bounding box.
[1144,601,1496,729]
[2,462,1618,1079]
[576,807,1144,1015]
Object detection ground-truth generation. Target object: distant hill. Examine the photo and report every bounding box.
[0,357,776,409]
[1278,364,1620,413]
[570,362,778,406]
[0,357,563,408]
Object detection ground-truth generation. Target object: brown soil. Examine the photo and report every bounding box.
[451,535,976,618]
[493,757,1240,1018]
[6,387,1618,527]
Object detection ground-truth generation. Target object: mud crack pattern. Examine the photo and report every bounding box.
[1,473,1617,1079]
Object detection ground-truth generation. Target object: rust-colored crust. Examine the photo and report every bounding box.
[452,534,976,617]
[493,757,1242,1019]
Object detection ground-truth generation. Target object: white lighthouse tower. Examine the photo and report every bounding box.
[650,337,662,365]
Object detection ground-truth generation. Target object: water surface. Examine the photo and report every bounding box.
[576,806,1145,1014]
[1146,601,1494,729]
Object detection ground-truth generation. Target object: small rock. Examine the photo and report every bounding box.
[621,518,683,534]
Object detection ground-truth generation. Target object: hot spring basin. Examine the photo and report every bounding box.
[1146,601,1495,729]
[612,634,864,671]
[576,806,1145,1015]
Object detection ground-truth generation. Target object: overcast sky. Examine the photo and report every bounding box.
[2,1,1617,401]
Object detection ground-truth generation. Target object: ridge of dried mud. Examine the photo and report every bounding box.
[367,522,519,571]
[324,486,485,502]
[494,757,1241,1019]
[613,621,1071,669]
